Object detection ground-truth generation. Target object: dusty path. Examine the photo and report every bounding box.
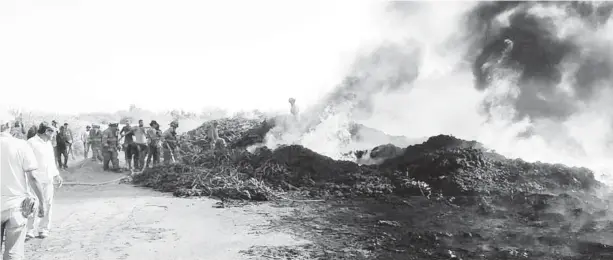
[24,160,307,260]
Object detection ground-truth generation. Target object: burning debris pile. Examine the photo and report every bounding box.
[131,116,613,259]
[132,117,602,203]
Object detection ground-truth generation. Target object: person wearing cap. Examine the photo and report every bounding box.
[101,123,121,172]
[81,126,91,159]
[163,120,180,164]
[26,122,63,239]
[88,125,103,162]
[1,119,46,258]
[133,119,148,170]
[145,120,163,168]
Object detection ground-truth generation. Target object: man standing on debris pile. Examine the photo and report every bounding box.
[145,120,162,168]
[1,119,46,259]
[288,97,299,119]
[286,97,301,132]
[163,120,180,164]
[133,119,148,170]
[101,123,121,172]
[81,126,91,159]
[207,121,226,150]
[26,122,63,240]
[89,125,103,162]
[120,121,137,170]
[55,126,70,169]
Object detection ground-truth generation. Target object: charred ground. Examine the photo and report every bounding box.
[129,117,613,259]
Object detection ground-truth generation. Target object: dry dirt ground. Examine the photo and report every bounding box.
[23,159,309,260]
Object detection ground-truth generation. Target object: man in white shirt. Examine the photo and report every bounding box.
[26,122,63,239]
[133,120,148,171]
[81,125,91,159]
[1,121,46,260]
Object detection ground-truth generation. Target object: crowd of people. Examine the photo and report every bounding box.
[1,98,299,259]
[0,118,183,259]
[82,119,184,172]
[5,119,190,173]
[0,117,234,259]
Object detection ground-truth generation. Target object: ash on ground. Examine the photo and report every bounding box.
[131,116,613,260]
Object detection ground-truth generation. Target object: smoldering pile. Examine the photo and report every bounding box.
[131,116,613,258]
[132,116,602,203]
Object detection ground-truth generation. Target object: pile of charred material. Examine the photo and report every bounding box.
[132,116,602,203]
[132,116,613,259]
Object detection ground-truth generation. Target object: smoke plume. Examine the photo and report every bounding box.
[468,1,613,122]
[262,1,613,184]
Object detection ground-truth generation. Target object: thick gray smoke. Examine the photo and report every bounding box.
[264,42,423,155]
[467,1,613,122]
[304,43,421,123]
[265,1,613,181]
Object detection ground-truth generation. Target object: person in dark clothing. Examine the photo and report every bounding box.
[56,126,69,169]
[163,120,180,164]
[145,120,162,168]
[27,124,38,140]
[120,122,137,170]
[102,123,121,172]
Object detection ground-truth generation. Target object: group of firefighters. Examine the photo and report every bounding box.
[85,118,229,172]
[85,119,187,172]
[82,120,179,171]
[6,118,195,173]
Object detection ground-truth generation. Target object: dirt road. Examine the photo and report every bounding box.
[24,160,307,260]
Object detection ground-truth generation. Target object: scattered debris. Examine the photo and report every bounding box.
[377,220,402,227]
[213,201,224,209]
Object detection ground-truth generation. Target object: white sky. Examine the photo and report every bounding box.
[0,0,384,115]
